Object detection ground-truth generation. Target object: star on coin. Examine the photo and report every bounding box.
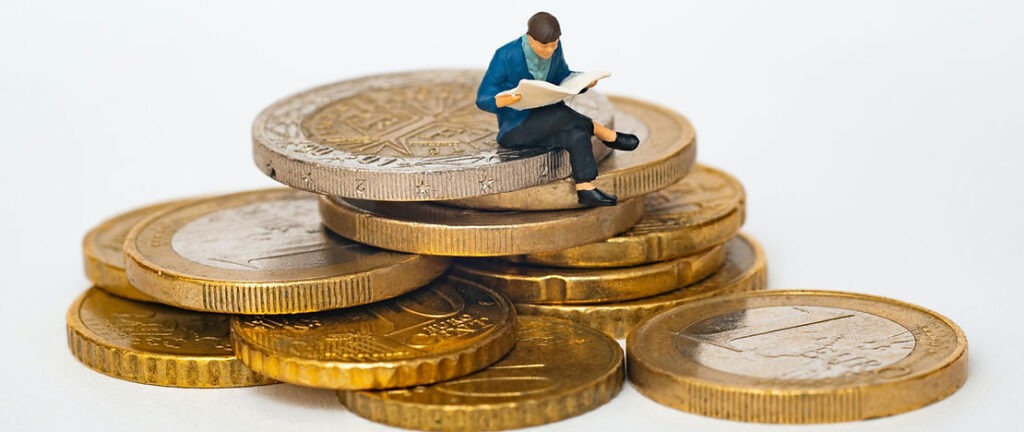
[414,181,432,198]
[479,178,496,193]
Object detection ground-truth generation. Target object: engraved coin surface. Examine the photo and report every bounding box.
[252,69,613,201]
[508,165,745,268]
[451,243,726,305]
[318,195,645,257]
[627,290,968,423]
[340,316,624,431]
[124,189,449,314]
[66,288,275,388]
[446,96,696,210]
[83,198,197,302]
[515,233,767,339]
[230,276,517,390]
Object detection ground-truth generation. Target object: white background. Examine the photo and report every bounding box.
[2,1,1021,431]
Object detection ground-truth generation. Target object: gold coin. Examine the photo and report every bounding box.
[627,290,968,423]
[515,233,766,338]
[66,288,275,388]
[340,316,624,431]
[318,195,644,257]
[508,165,745,268]
[252,69,614,201]
[124,189,449,314]
[230,275,517,390]
[445,95,696,211]
[83,198,197,302]
[451,243,726,305]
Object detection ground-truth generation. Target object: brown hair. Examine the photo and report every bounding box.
[527,12,561,44]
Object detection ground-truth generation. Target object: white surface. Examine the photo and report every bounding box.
[2,1,1021,431]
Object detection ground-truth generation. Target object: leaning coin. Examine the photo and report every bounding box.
[515,233,766,339]
[446,95,696,211]
[124,189,449,314]
[340,316,623,431]
[508,165,745,268]
[319,196,644,257]
[451,243,726,305]
[252,69,613,201]
[66,288,275,388]
[627,290,968,423]
[231,275,516,390]
[83,198,196,302]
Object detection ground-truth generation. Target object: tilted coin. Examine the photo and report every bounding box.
[318,196,644,257]
[340,316,624,431]
[66,288,275,388]
[446,95,696,211]
[124,189,449,314]
[83,198,196,302]
[515,233,766,338]
[451,243,726,305]
[252,69,614,201]
[508,165,745,268]
[627,290,968,423]
[230,275,517,390]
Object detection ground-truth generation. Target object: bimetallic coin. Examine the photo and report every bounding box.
[66,288,275,388]
[340,316,624,431]
[252,69,614,201]
[451,243,726,305]
[124,189,449,314]
[446,96,696,210]
[509,165,745,268]
[319,196,644,257]
[515,233,766,339]
[83,198,196,302]
[230,276,517,390]
[627,290,968,423]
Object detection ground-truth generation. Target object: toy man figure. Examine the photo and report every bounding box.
[476,11,640,207]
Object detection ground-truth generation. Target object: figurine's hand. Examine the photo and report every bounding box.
[495,93,522,108]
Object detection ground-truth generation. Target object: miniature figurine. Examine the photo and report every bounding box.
[476,11,640,207]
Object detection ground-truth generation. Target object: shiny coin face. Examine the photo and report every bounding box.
[66,288,275,388]
[508,165,745,268]
[452,243,726,305]
[340,316,624,431]
[318,195,644,257]
[252,69,613,201]
[230,276,516,390]
[627,290,968,423]
[515,233,767,338]
[83,198,196,302]
[446,95,697,210]
[124,189,449,314]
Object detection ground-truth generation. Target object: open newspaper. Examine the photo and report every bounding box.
[500,71,611,110]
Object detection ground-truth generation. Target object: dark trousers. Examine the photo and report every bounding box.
[498,102,598,183]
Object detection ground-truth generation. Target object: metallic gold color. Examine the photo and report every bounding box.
[318,196,644,257]
[447,96,696,211]
[515,233,766,338]
[66,288,275,388]
[627,290,968,423]
[231,276,517,390]
[509,165,745,268]
[252,69,613,201]
[340,316,624,431]
[82,198,196,302]
[124,189,449,314]
[451,243,726,305]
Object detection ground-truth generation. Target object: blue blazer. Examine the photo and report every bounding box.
[476,38,573,141]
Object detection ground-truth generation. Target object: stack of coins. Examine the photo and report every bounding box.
[68,69,966,429]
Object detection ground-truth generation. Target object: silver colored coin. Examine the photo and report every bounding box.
[253,70,614,201]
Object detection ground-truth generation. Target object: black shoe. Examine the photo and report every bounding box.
[577,188,617,207]
[602,132,640,151]
[595,188,617,201]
